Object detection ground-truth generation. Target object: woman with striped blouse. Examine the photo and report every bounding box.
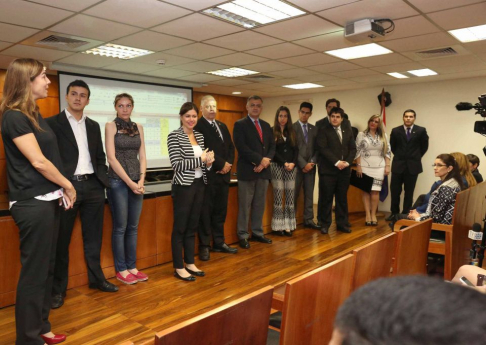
[168,102,214,281]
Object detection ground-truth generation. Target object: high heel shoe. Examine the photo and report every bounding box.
[186,267,205,277]
[41,334,66,345]
[174,270,196,281]
[365,221,372,226]
[371,221,378,226]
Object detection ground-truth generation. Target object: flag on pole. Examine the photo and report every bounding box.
[379,88,389,202]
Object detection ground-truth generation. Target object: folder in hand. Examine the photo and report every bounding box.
[350,169,374,193]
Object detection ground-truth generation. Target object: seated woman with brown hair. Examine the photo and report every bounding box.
[451,151,477,188]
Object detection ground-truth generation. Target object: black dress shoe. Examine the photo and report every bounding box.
[174,270,196,281]
[250,235,272,244]
[284,231,292,237]
[212,243,238,254]
[51,293,64,309]
[385,214,396,221]
[199,247,210,261]
[303,220,321,230]
[337,227,352,233]
[346,222,352,227]
[275,231,285,236]
[320,227,329,235]
[89,280,119,292]
[186,267,205,277]
[239,239,250,249]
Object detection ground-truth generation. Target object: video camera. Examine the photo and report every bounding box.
[456,94,486,138]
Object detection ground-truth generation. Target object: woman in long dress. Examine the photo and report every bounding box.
[355,115,391,226]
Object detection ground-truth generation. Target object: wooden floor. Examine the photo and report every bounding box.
[0,213,391,345]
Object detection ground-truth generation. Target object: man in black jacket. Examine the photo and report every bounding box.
[194,95,237,261]
[387,109,429,220]
[233,95,276,249]
[46,80,117,309]
[316,107,356,234]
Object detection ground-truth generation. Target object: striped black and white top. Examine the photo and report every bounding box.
[167,127,208,185]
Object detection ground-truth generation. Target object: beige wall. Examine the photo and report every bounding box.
[260,76,486,212]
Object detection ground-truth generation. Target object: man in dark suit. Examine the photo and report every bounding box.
[387,109,429,220]
[293,102,319,229]
[233,95,275,249]
[316,107,356,234]
[46,80,118,309]
[194,95,237,261]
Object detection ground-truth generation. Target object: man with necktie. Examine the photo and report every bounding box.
[387,109,429,220]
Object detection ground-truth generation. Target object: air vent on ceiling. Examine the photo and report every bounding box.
[245,75,274,80]
[415,47,458,59]
[36,35,90,49]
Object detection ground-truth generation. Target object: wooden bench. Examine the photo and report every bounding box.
[155,286,273,345]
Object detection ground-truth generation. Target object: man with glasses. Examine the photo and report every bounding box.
[386,109,429,221]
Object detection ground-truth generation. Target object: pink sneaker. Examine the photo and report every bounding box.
[132,271,148,282]
[116,272,138,285]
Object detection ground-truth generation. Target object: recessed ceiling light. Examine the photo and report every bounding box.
[207,67,259,78]
[387,72,409,79]
[232,91,242,94]
[83,43,154,60]
[203,0,306,28]
[408,68,438,77]
[282,83,324,89]
[325,43,392,60]
[449,24,486,43]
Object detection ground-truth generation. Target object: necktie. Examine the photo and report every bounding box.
[406,127,411,141]
[211,121,223,141]
[254,120,263,143]
[335,127,342,143]
[303,123,308,143]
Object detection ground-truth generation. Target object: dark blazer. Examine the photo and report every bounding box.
[233,116,275,181]
[390,125,429,175]
[316,122,356,176]
[46,111,109,188]
[293,121,318,169]
[272,133,299,166]
[194,117,235,184]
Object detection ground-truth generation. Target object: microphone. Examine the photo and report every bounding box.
[456,102,474,111]
[469,223,483,241]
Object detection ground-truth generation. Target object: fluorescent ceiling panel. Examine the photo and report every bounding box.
[207,67,259,77]
[408,68,438,77]
[387,72,409,79]
[83,43,153,60]
[283,83,324,89]
[449,24,486,43]
[326,43,392,60]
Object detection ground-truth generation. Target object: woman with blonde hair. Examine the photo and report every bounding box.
[355,115,391,226]
[0,58,76,344]
[451,152,477,188]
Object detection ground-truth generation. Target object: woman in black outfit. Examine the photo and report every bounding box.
[270,106,299,236]
[167,102,214,281]
[0,58,76,345]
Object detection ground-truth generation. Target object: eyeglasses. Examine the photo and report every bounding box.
[432,164,447,168]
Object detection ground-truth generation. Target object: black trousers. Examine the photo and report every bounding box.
[52,177,106,295]
[318,172,350,228]
[390,171,418,214]
[10,198,60,345]
[198,177,229,248]
[171,178,205,269]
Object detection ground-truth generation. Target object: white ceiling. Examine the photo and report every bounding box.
[1,0,486,98]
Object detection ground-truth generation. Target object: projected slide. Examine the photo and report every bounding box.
[59,73,192,169]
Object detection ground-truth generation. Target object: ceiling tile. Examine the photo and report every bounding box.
[407,0,486,13]
[300,74,341,82]
[103,61,162,74]
[177,61,230,73]
[307,61,362,73]
[351,53,412,68]
[162,0,225,11]
[316,0,419,26]
[349,74,394,83]
[113,31,193,52]
[380,32,458,52]
[152,14,243,41]
[144,68,196,79]
[321,79,359,86]
[427,2,486,30]
[371,62,426,73]
[464,41,486,54]
[0,0,73,29]
[0,54,17,69]
[178,74,226,83]
[83,0,192,28]
[204,32,283,51]
[254,15,341,41]
[0,42,12,51]
[421,55,486,73]
[50,15,141,41]
[0,24,39,43]
[383,16,440,41]
[241,61,295,73]
[294,31,354,52]
[1,45,73,62]
[288,0,362,13]
[206,53,268,66]
[247,43,315,59]
[55,53,119,68]
[253,85,287,93]
[131,52,195,67]
[279,53,340,67]
[210,79,254,86]
[261,78,303,86]
[29,0,101,12]
[164,43,234,60]
[329,69,380,78]
[270,68,318,78]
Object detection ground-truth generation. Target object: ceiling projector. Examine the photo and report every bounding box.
[345,19,387,42]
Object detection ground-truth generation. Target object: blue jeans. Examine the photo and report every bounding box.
[107,178,143,272]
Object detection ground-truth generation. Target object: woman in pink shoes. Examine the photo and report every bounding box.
[0,58,75,344]
[106,93,148,285]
